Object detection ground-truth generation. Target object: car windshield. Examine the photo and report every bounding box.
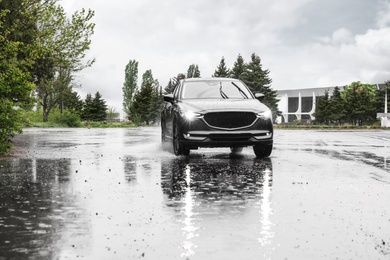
[181,80,253,100]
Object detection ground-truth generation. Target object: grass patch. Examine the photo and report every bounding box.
[28,122,69,128]
[26,121,137,128]
[274,124,389,130]
[81,121,136,128]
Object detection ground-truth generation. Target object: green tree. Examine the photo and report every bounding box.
[164,78,175,94]
[81,93,93,121]
[186,64,200,78]
[342,81,377,125]
[230,54,245,79]
[164,73,185,94]
[59,89,83,116]
[81,92,107,121]
[213,56,229,77]
[240,53,280,120]
[33,3,95,121]
[329,86,345,124]
[313,90,331,124]
[122,59,138,120]
[131,70,161,125]
[0,0,37,155]
[91,92,107,121]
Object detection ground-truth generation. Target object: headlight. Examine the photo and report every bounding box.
[183,111,203,120]
[257,110,272,119]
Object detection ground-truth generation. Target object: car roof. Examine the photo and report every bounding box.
[182,77,241,83]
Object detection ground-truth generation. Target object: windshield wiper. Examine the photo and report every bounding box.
[231,82,248,99]
[220,83,229,99]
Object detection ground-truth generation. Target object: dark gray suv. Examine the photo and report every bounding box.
[161,78,273,157]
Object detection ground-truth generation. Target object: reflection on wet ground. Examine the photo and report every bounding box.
[0,158,89,259]
[0,128,389,259]
[160,156,274,259]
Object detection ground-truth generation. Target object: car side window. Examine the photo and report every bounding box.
[173,82,182,100]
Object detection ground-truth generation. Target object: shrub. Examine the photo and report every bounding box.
[49,109,81,127]
[131,114,143,126]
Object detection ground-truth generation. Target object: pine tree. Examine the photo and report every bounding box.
[81,93,93,121]
[314,90,331,124]
[329,87,345,124]
[213,57,229,77]
[92,92,107,121]
[164,73,185,94]
[230,54,245,79]
[131,70,161,125]
[186,64,201,78]
[81,92,107,121]
[60,89,83,116]
[240,53,280,120]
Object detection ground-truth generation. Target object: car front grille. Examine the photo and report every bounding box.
[203,112,257,129]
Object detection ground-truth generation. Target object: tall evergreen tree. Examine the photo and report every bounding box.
[329,86,345,124]
[164,79,175,94]
[92,92,107,121]
[230,54,245,79]
[240,53,280,120]
[81,93,93,121]
[59,88,83,116]
[131,70,161,125]
[81,92,107,121]
[186,64,200,78]
[213,57,229,77]
[313,90,331,124]
[123,59,138,120]
[164,73,185,94]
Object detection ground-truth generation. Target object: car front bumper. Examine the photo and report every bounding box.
[181,130,273,148]
[178,117,273,149]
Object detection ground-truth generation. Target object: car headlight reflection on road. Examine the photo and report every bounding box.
[183,111,203,121]
[257,110,272,119]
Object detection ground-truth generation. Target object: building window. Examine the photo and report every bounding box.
[288,97,299,113]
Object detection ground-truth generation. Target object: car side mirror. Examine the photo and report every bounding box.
[254,93,265,101]
[163,94,174,103]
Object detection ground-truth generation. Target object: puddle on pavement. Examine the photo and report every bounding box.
[0,153,274,259]
[3,128,389,259]
[0,158,89,259]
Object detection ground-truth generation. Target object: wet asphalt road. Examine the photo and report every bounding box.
[0,127,389,260]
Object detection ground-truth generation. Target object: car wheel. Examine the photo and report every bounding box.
[230,147,243,153]
[173,121,190,156]
[253,144,272,158]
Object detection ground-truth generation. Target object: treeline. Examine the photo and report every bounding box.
[122,53,279,125]
[0,0,95,154]
[314,81,390,125]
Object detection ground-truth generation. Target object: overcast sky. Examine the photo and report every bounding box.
[62,0,390,117]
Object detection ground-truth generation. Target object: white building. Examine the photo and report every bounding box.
[276,84,388,124]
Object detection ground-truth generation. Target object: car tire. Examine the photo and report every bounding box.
[230,147,243,153]
[173,121,190,156]
[253,144,272,158]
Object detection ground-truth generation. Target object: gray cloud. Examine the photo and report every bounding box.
[63,0,390,116]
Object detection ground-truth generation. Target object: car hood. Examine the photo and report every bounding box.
[179,99,270,113]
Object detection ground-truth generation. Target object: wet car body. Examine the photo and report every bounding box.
[161,78,273,157]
